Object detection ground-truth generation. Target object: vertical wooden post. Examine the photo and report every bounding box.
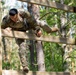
[0,0,2,75]
[27,4,36,70]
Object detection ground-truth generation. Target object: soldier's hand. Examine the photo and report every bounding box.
[5,27,12,32]
[36,30,42,37]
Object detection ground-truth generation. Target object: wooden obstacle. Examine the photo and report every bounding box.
[2,70,76,75]
[2,29,76,45]
[18,0,76,13]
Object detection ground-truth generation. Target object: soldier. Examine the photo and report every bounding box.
[1,8,58,72]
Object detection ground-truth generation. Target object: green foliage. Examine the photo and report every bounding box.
[1,0,5,5]
[2,38,21,70]
[39,1,76,72]
[43,42,63,71]
[2,60,10,69]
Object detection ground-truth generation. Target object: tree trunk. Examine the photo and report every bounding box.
[32,4,45,71]
[27,4,36,70]
[36,41,45,71]
[60,14,69,71]
[60,0,70,71]
[28,4,45,71]
[29,39,35,70]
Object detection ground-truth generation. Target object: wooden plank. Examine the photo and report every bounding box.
[2,70,76,75]
[18,0,75,13]
[1,29,76,45]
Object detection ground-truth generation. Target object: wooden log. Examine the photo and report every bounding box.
[18,0,75,13]
[1,29,76,45]
[2,70,76,75]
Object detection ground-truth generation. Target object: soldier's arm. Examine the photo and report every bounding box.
[19,9,59,34]
[19,9,31,19]
[1,15,10,29]
[19,9,36,25]
[36,20,59,33]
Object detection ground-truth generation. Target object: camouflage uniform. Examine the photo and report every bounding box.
[1,9,39,31]
[1,9,53,34]
[1,9,40,70]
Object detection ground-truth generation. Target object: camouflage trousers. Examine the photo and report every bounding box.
[16,39,28,68]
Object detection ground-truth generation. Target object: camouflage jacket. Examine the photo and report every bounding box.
[1,9,40,31]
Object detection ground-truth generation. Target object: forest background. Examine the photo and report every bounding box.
[1,0,76,72]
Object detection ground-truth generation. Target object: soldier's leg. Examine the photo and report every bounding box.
[36,20,59,33]
[16,38,29,72]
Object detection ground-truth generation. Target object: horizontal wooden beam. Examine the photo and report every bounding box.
[18,0,76,13]
[2,70,75,75]
[1,29,76,45]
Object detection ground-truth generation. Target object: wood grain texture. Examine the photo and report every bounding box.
[2,70,76,75]
[18,0,74,12]
[1,29,76,45]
